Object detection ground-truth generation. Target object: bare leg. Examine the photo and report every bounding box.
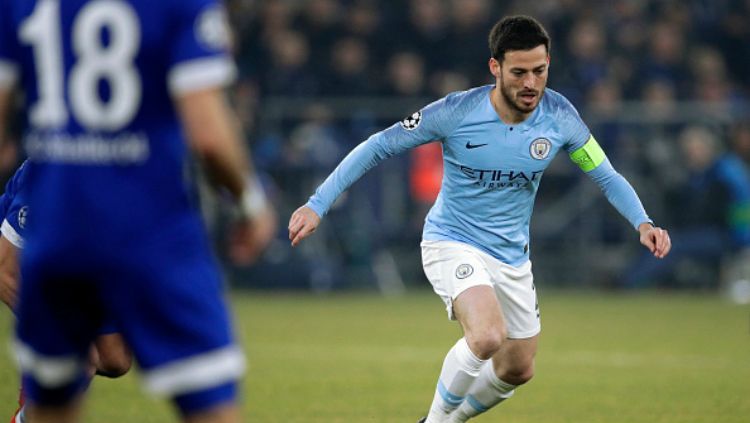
[424,286,506,422]
[453,285,507,360]
[492,335,537,385]
[25,397,83,423]
[183,403,240,423]
[92,333,132,378]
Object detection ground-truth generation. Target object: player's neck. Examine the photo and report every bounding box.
[490,87,532,125]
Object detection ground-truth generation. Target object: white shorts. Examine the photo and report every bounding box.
[421,240,540,339]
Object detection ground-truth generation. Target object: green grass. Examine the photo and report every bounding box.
[0,290,748,422]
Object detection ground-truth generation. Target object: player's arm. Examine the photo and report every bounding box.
[176,87,252,201]
[289,98,456,247]
[0,235,19,309]
[569,135,671,258]
[0,86,12,142]
[175,88,276,264]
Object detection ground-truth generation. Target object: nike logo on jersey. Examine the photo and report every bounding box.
[465,142,488,149]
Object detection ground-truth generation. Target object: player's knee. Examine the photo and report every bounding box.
[466,327,506,359]
[96,353,132,378]
[501,362,535,386]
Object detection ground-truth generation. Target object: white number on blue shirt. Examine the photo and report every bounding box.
[19,0,141,131]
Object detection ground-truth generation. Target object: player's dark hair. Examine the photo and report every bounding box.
[488,15,550,61]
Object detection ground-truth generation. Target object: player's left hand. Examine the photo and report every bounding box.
[228,205,277,266]
[638,223,671,259]
[288,205,321,247]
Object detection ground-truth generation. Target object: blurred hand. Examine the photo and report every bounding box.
[638,223,671,259]
[0,272,18,310]
[228,205,278,266]
[288,205,321,247]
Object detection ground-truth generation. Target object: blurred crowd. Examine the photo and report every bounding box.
[227,0,750,121]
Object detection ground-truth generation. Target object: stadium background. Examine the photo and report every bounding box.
[216,0,750,294]
[0,1,749,422]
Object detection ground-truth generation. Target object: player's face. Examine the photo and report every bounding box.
[491,45,549,115]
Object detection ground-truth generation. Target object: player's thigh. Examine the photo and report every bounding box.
[106,253,237,370]
[93,332,132,377]
[421,240,498,322]
[99,235,244,408]
[453,285,506,341]
[16,254,102,404]
[491,260,540,339]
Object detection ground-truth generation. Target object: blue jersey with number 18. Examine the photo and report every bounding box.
[0,0,236,251]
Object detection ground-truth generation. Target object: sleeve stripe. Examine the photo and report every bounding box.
[569,135,607,173]
[1,219,23,249]
[0,60,19,88]
[167,57,237,96]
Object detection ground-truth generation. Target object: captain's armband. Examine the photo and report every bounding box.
[569,135,606,172]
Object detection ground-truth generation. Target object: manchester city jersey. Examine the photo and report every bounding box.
[307,85,650,266]
[0,0,236,251]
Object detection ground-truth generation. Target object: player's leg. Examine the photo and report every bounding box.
[450,336,537,422]
[425,285,506,423]
[23,397,84,423]
[450,259,540,422]
[91,331,132,378]
[101,228,245,423]
[183,403,239,423]
[421,241,506,423]
[15,255,104,423]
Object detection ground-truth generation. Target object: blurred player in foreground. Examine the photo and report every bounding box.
[289,15,671,423]
[0,0,275,422]
[0,161,133,423]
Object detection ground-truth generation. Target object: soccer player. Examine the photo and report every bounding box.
[0,1,275,422]
[288,15,671,423]
[0,161,133,423]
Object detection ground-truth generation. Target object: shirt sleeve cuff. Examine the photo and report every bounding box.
[168,56,236,96]
[305,199,327,219]
[1,219,23,249]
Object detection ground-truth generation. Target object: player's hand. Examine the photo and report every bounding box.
[288,206,321,247]
[228,205,277,266]
[0,273,18,310]
[638,223,671,259]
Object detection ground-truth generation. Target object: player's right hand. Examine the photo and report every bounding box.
[288,205,321,247]
[229,204,278,266]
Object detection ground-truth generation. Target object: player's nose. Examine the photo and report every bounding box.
[522,74,536,89]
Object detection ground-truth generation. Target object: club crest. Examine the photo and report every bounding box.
[455,264,474,279]
[530,138,551,160]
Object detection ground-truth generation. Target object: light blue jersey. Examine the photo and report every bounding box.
[307,85,651,266]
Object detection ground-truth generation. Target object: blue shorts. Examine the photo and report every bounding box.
[15,220,244,412]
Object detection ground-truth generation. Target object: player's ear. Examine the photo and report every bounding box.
[489,58,501,78]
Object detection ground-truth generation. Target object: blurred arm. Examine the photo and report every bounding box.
[175,87,253,201]
[0,235,19,310]
[0,87,11,143]
[175,87,276,264]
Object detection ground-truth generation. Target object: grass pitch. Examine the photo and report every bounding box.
[0,290,748,422]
